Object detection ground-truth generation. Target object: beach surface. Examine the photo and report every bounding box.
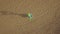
[0,0,60,34]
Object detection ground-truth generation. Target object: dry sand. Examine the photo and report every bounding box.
[0,0,60,34]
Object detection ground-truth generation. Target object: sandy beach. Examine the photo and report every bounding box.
[0,0,60,34]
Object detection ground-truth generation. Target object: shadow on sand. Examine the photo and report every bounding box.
[0,11,28,17]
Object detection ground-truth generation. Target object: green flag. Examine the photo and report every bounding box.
[27,13,32,21]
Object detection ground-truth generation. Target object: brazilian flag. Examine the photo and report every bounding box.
[27,13,32,21]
